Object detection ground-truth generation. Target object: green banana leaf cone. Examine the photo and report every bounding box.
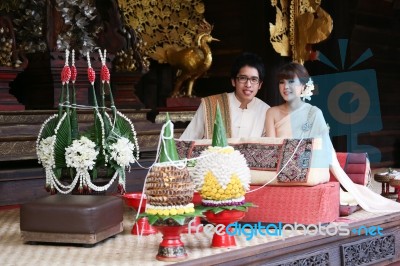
[211,104,228,147]
[159,113,180,163]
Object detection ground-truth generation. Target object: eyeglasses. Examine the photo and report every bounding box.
[236,76,260,84]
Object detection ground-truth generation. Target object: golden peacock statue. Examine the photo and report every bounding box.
[165,21,219,97]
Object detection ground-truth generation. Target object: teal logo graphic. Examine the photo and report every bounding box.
[310,39,382,162]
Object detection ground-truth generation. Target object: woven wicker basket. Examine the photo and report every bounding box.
[145,165,194,206]
[374,173,393,183]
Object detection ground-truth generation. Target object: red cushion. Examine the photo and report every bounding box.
[345,153,369,186]
[330,152,369,186]
[243,182,339,224]
[330,152,348,182]
[331,152,370,216]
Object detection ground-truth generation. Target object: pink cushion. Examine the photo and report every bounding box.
[243,182,339,224]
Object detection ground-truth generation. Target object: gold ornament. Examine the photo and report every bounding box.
[269,0,333,64]
[117,0,216,97]
[165,20,219,97]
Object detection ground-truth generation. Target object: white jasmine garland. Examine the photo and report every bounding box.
[202,197,245,206]
[36,114,58,154]
[109,137,136,167]
[35,51,142,195]
[37,136,56,168]
[145,203,194,210]
[117,111,140,160]
[94,108,108,164]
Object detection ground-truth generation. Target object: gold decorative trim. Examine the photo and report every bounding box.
[0,141,36,161]
[0,110,150,124]
[269,0,333,64]
[155,111,196,124]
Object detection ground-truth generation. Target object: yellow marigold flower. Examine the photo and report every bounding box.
[170,209,177,216]
[184,207,195,214]
[146,209,156,215]
[176,209,185,215]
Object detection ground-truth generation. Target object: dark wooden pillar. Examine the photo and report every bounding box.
[111,72,145,109]
[0,67,25,110]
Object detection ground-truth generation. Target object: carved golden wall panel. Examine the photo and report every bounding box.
[117,0,206,63]
[269,0,333,64]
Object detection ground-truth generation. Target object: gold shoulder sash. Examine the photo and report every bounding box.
[202,93,232,139]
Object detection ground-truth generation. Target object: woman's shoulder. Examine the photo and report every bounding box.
[266,105,287,120]
[306,103,323,115]
[266,104,284,113]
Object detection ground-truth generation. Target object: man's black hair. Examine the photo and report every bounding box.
[230,52,266,81]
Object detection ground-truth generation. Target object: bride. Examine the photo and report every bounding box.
[263,62,400,213]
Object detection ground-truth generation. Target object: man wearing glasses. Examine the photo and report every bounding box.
[180,52,270,140]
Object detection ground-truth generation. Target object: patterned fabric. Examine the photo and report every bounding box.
[176,140,194,159]
[202,93,231,138]
[176,138,316,183]
[231,143,281,170]
[189,145,208,158]
[277,138,313,183]
[176,140,281,171]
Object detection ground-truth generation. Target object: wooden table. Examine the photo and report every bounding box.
[374,169,399,198]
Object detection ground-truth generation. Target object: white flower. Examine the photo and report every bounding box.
[65,136,99,170]
[109,137,136,167]
[37,136,56,168]
[300,78,315,101]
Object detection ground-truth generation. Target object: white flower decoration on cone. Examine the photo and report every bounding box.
[192,104,251,207]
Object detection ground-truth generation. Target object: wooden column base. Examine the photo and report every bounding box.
[111,72,145,109]
[0,67,25,110]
